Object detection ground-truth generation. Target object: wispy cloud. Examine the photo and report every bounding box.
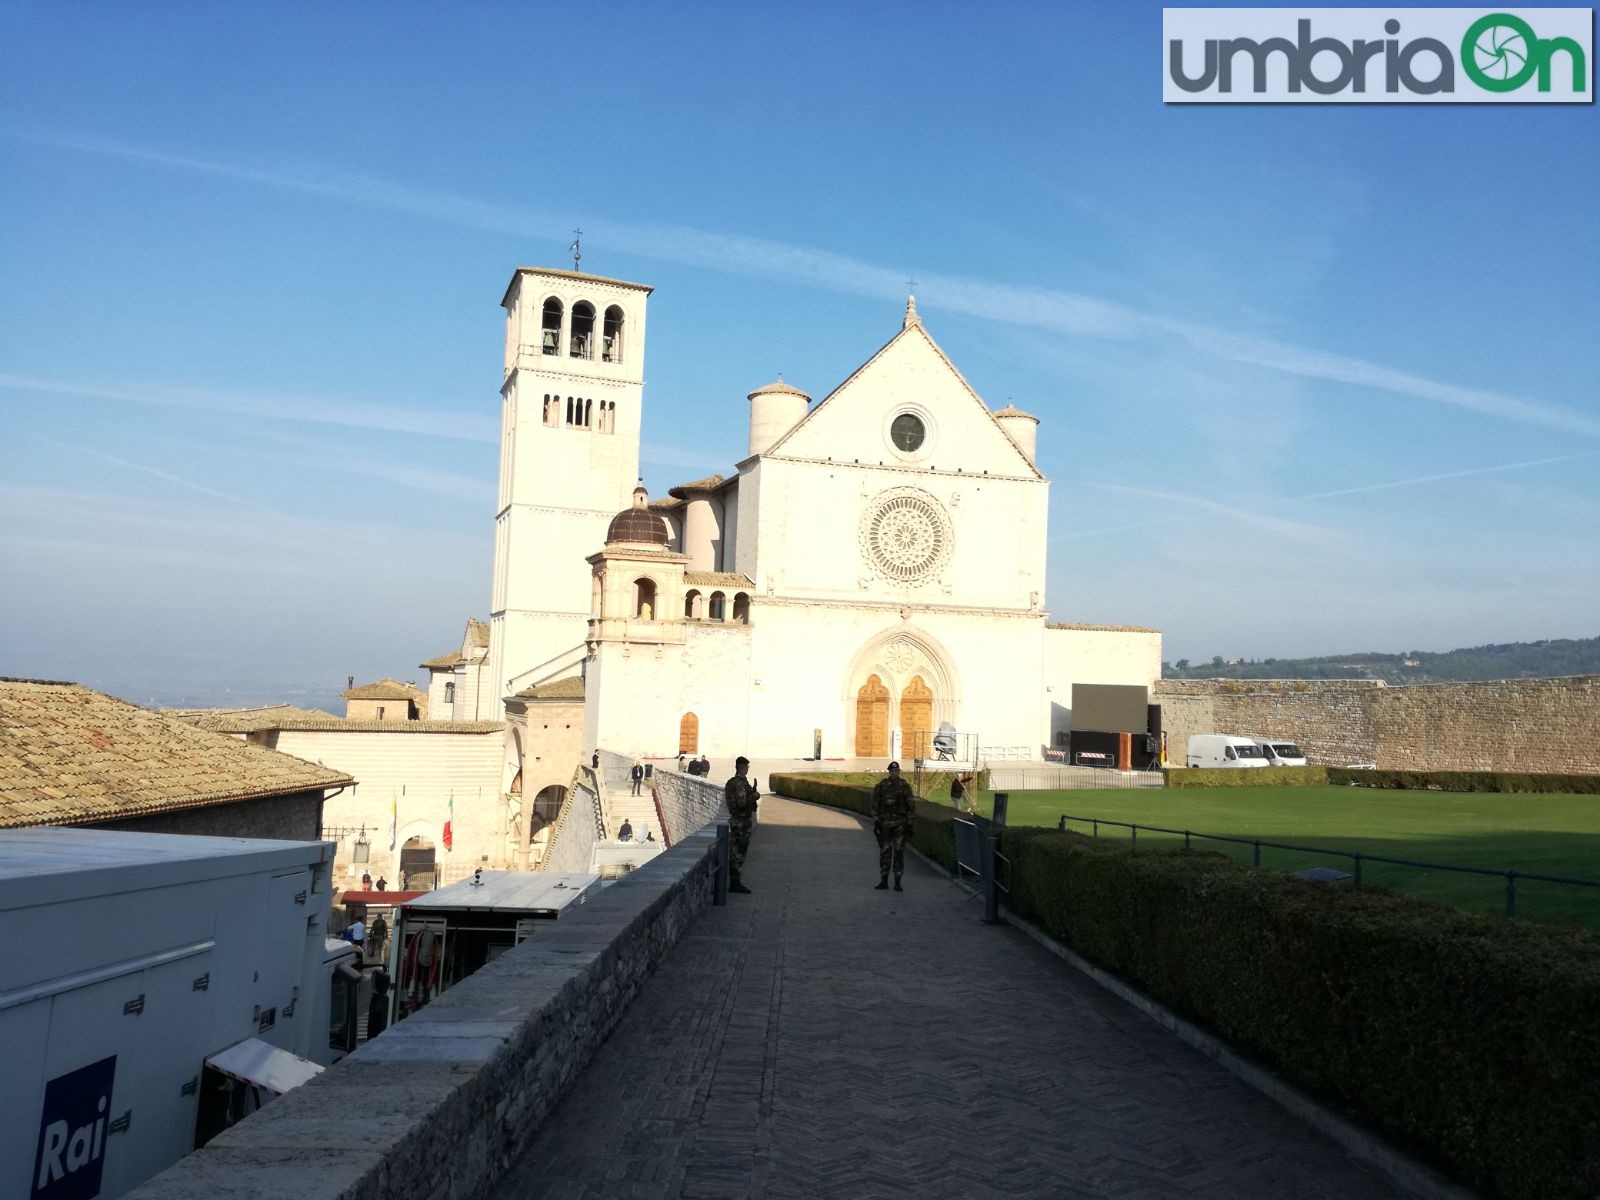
[6,127,1594,440]
[0,372,497,444]
[1059,450,1600,541]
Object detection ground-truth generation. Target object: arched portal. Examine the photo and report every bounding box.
[679,712,699,754]
[901,675,934,760]
[855,675,890,757]
[400,836,437,892]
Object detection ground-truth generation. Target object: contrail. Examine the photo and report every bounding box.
[1057,450,1600,541]
[6,127,1596,440]
[28,435,289,518]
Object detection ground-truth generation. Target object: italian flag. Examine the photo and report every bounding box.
[443,794,454,852]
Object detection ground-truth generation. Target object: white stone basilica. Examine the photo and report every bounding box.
[488,265,1159,772]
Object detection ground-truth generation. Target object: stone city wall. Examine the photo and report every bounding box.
[126,831,721,1200]
[1153,675,1600,774]
[1154,679,1385,767]
[1372,675,1600,774]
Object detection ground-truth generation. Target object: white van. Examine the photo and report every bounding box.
[1186,733,1270,768]
[1251,737,1308,768]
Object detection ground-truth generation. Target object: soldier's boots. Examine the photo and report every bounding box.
[729,877,753,894]
[874,874,889,890]
[893,876,903,892]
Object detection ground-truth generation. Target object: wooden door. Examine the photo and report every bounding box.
[855,675,890,757]
[901,675,934,760]
[679,712,699,754]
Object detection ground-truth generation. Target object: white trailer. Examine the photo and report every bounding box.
[0,828,360,1200]
[389,870,599,1025]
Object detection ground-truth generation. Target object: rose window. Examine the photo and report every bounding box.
[860,490,952,584]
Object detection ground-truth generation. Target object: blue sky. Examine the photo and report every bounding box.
[1,2,1596,707]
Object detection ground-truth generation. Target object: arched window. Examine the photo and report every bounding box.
[541,297,563,355]
[634,577,657,621]
[683,588,702,619]
[732,592,751,624]
[708,591,726,621]
[543,393,558,426]
[583,398,593,427]
[603,305,625,363]
[570,301,596,360]
[566,396,575,426]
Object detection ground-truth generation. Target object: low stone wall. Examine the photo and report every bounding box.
[125,831,721,1200]
[1154,675,1600,773]
[650,769,726,845]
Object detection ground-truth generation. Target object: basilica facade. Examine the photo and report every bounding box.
[489,265,1159,775]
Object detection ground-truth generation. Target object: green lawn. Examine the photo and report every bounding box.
[951,785,1600,931]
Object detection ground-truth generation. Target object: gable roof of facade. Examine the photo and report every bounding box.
[761,308,1044,480]
[341,679,425,701]
[0,679,352,829]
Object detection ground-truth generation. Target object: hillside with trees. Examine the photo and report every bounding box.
[1162,636,1600,684]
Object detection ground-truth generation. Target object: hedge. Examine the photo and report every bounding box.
[1002,829,1600,1199]
[776,772,1600,1198]
[1327,767,1600,794]
[1164,766,1328,788]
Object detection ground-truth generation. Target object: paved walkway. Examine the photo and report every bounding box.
[491,796,1408,1199]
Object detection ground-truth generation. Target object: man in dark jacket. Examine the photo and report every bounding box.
[872,762,916,892]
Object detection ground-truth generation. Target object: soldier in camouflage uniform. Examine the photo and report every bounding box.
[872,761,916,892]
[723,755,760,894]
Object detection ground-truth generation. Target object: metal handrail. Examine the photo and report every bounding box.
[1055,812,1600,918]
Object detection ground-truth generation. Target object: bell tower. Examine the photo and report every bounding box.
[489,266,653,710]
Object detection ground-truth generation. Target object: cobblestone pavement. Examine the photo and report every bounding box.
[491,795,1409,1199]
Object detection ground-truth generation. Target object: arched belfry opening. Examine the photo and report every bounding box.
[603,305,625,363]
[541,297,563,354]
[570,301,596,359]
[634,577,657,620]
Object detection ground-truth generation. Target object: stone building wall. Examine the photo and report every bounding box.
[1153,675,1600,774]
[93,788,326,841]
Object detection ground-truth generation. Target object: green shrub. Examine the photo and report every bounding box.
[1328,767,1600,794]
[1002,828,1600,1199]
[1164,766,1328,788]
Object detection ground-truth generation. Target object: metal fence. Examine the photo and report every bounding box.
[1056,812,1600,920]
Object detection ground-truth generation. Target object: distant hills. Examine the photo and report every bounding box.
[1162,636,1600,684]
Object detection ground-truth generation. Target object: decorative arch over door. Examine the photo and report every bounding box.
[901,675,934,761]
[855,674,890,757]
[679,712,699,754]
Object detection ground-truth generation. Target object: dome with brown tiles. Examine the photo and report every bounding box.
[606,486,672,546]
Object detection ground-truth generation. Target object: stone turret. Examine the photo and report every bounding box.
[993,403,1039,466]
[747,378,810,459]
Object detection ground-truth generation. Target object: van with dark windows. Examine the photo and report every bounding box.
[1250,737,1308,767]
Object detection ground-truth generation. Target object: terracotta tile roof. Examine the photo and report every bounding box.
[169,705,340,733]
[267,719,505,733]
[1045,623,1160,634]
[684,571,755,589]
[341,679,425,701]
[513,676,586,700]
[0,679,352,829]
[667,474,726,499]
[420,651,464,670]
[648,496,686,511]
[466,619,490,650]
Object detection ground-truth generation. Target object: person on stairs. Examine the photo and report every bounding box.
[872,761,916,892]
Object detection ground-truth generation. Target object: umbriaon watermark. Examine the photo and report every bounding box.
[1164,9,1593,102]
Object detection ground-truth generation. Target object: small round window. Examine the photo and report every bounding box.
[890,413,926,453]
